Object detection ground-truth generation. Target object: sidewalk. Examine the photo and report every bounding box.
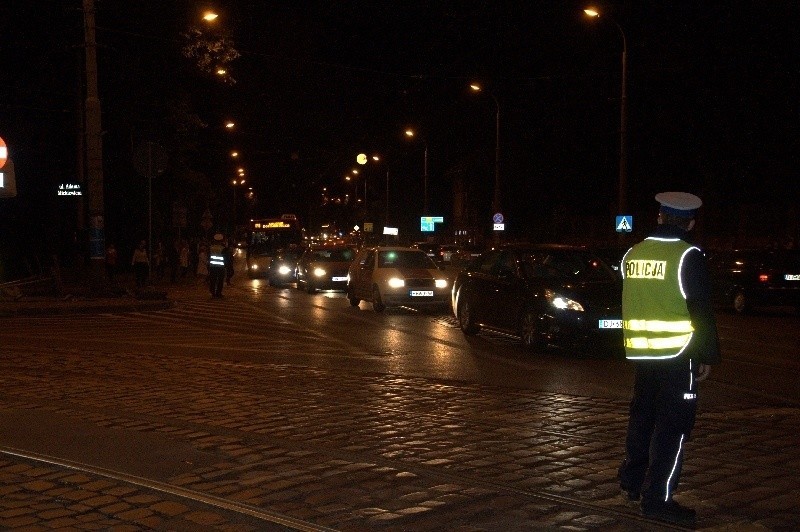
[0,271,175,317]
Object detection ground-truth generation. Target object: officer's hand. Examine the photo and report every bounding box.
[696,363,711,382]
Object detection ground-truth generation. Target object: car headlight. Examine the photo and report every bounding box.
[544,288,584,311]
[278,265,292,275]
[435,279,448,289]
[313,267,327,277]
[387,277,405,288]
[250,264,258,270]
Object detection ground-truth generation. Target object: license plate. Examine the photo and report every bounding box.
[784,274,800,281]
[599,319,622,329]
[332,276,348,282]
[410,290,434,297]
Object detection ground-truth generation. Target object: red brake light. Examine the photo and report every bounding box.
[759,273,770,282]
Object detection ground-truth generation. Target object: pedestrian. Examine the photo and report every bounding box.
[196,242,209,279]
[154,240,166,281]
[105,243,118,282]
[131,239,149,289]
[208,233,228,297]
[179,240,190,278]
[168,239,179,283]
[618,192,720,527]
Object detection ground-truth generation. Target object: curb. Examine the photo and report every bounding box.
[0,299,174,317]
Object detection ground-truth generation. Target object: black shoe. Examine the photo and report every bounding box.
[619,481,641,501]
[641,499,696,527]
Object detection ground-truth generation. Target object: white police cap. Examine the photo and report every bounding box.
[655,191,702,217]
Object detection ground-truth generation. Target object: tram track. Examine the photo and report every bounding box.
[0,446,332,531]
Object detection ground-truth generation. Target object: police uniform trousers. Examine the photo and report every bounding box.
[209,266,226,297]
[619,359,698,504]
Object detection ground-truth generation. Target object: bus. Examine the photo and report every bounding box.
[246,214,303,278]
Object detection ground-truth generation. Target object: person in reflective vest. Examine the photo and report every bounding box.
[208,233,228,298]
[618,192,720,527]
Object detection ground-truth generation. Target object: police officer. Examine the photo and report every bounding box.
[208,233,228,298]
[618,192,720,527]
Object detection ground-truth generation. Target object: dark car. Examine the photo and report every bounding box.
[451,243,623,355]
[296,246,356,293]
[267,248,302,287]
[708,248,800,313]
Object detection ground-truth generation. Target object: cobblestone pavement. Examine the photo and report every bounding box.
[1,288,799,530]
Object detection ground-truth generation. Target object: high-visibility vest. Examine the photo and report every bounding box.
[621,237,699,360]
[209,243,226,268]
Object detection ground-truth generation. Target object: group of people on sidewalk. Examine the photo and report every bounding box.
[105,234,234,295]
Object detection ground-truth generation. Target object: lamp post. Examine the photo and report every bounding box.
[584,8,628,217]
[357,153,388,227]
[404,129,428,216]
[231,178,245,232]
[469,84,501,245]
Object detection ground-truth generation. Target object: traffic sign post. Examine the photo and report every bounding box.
[492,212,505,232]
[615,215,633,233]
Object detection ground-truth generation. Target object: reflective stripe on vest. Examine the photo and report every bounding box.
[622,237,699,360]
[209,243,226,267]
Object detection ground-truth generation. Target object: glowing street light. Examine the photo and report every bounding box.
[202,11,219,22]
[225,121,235,129]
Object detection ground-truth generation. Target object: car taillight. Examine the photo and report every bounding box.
[759,273,770,282]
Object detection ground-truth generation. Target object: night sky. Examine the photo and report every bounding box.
[0,1,797,276]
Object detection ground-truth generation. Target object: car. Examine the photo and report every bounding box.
[412,242,441,260]
[451,244,485,268]
[708,248,800,313]
[451,243,623,355]
[296,245,356,293]
[267,248,302,287]
[436,244,459,264]
[347,246,451,312]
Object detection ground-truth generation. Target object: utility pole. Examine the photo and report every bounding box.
[83,0,106,291]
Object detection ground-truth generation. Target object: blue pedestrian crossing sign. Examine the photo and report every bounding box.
[615,215,633,233]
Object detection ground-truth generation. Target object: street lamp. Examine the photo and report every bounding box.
[584,7,628,216]
[404,129,428,216]
[469,83,501,243]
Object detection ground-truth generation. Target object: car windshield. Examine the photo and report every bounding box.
[311,248,355,262]
[520,250,616,281]
[378,250,436,269]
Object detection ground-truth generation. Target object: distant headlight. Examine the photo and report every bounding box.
[314,267,327,277]
[250,264,258,270]
[435,279,448,289]
[388,277,405,288]
[544,288,584,311]
[278,265,292,275]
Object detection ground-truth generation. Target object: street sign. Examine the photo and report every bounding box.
[493,212,504,224]
[364,222,374,233]
[57,183,83,196]
[493,223,505,231]
[420,216,444,232]
[616,215,633,233]
[0,136,7,168]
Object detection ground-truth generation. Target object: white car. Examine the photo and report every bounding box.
[347,246,450,312]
